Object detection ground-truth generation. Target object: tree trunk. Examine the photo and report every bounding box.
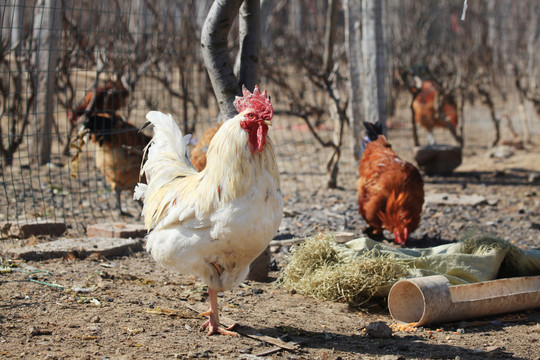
[526,3,537,92]
[343,0,363,162]
[486,1,499,72]
[324,0,341,189]
[201,0,244,121]
[361,0,386,131]
[288,0,302,36]
[9,0,25,50]
[323,0,338,75]
[260,0,273,46]
[236,0,261,91]
[128,0,148,46]
[196,0,214,30]
[29,0,61,165]
[521,1,537,144]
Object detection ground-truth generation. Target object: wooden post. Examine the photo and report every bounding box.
[343,0,363,162]
[361,0,387,132]
[30,0,61,165]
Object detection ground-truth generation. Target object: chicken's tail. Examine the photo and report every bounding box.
[363,121,385,142]
[134,111,197,204]
[360,121,386,158]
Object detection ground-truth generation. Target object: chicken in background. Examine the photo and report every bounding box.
[134,86,283,335]
[411,79,458,145]
[190,123,222,172]
[71,112,151,216]
[357,121,424,245]
[68,77,130,127]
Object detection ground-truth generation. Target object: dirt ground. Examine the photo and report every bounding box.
[0,253,539,360]
[1,141,540,360]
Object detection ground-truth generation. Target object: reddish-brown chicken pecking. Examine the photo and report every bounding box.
[357,122,424,245]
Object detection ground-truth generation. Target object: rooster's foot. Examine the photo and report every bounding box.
[200,319,238,336]
[118,210,133,217]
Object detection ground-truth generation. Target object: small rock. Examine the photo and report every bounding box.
[488,145,514,159]
[91,315,101,323]
[487,198,499,206]
[333,231,356,243]
[86,325,100,334]
[238,347,252,354]
[4,237,144,260]
[8,220,67,239]
[365,321,392,338]
[425,193,486,206]
[86,222,146,239]
[29,327,52,336]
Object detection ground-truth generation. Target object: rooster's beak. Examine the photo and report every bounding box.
[264,120,272,126]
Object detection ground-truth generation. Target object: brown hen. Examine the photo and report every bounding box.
[357,122,424,245]
[81,112,151,216]
[190,123,222,171]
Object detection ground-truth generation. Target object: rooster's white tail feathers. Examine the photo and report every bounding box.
[134,111,197,205]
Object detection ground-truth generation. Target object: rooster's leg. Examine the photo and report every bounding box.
[427,132,435,145]
[200,287,237,336]
[115,188,132,217]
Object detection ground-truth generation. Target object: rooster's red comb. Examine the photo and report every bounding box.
[233,85,273,120]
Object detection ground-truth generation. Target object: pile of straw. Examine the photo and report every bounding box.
[279,227,538,308]
[279,231,408,307]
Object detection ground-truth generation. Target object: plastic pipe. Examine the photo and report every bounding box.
[388,275,540,326]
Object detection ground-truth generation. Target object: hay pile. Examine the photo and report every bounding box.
[457,227,532,278]
[279,227,540,308]
[279,231,409,307]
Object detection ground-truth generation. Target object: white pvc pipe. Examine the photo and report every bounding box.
[388,275,540,326]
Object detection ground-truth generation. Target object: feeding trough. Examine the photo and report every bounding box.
[388,275,540,326]
[413,145,462,175]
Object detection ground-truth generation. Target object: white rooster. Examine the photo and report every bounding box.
[134,86,283,335]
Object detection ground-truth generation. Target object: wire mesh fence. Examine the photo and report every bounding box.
[1,0,539,241]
